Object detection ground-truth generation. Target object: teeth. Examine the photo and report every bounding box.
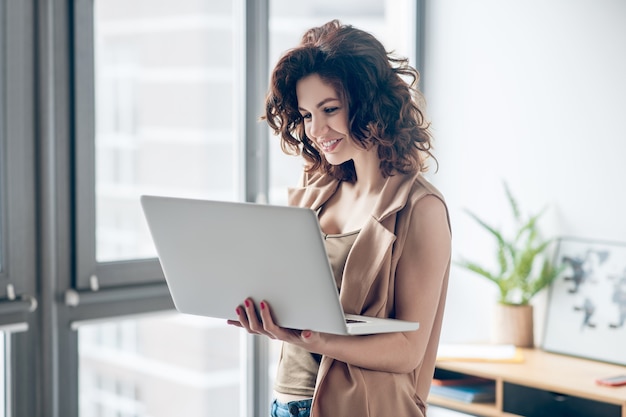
[321,139,340,150]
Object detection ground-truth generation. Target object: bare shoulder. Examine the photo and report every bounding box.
[404,193,451,256]
[414,193,446,211]
[413,194,449,227]
[407,175,449,220]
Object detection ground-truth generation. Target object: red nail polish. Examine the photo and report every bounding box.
[235,307,240,315]
[260,301,265,310]
[245,300,250,308]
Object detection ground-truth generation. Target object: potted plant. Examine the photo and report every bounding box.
[456,182,562,347]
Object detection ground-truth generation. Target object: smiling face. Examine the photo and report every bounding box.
[296,74,361,166]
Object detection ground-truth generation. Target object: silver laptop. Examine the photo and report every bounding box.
[140,195,419,335]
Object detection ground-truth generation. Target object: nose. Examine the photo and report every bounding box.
[308,115,328,139]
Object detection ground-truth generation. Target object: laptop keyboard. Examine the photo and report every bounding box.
[346,318,366,324]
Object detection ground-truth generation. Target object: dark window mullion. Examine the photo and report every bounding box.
[36,0,74,415]
[73,0,98,291]
[1,0,37,299]
[0,0,6,282]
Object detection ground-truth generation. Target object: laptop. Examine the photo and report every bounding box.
[140,195,419,335]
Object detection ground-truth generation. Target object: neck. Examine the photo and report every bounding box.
[350,150,386,197]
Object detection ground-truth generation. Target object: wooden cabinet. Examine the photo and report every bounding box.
[428,349,626,417]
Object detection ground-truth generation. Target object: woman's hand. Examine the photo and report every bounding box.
[227,298,320,347]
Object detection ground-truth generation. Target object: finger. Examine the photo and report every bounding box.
[258,300,278,339]
[299,329,320,345]
[243,298,264,333]
[235,305,257,333]
[226,319,243,328]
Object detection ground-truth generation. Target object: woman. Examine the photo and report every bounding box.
[229,20,451,417]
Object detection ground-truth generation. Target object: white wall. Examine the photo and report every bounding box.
[423,0,626,343]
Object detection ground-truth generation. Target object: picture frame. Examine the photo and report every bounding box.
[543,237,626,365]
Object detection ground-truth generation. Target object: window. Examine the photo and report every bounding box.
[74,0,246,289]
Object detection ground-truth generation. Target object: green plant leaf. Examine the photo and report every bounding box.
[463,209,511,275]
[455,182,558,306]
[504,181,521,222]
[454,259,495,282]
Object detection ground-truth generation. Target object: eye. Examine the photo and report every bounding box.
[300,112,311,121]
[324,106,339,114]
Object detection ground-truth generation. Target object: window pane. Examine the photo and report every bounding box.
[268,0,417,205]
[79,312,241,417]
[94,0,242,262]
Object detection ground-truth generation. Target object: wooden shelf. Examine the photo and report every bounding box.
[428,348,626,417]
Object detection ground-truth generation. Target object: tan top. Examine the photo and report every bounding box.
[288,170,451,417]
[273,230,359,397]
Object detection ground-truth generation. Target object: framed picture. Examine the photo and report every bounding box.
[543,237,626,365]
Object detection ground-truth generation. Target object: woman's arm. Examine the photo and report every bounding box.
[230,194,451,373]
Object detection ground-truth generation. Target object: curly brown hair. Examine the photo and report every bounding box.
[265,20,435,182]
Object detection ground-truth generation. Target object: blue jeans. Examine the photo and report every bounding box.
[270,398,312,417]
